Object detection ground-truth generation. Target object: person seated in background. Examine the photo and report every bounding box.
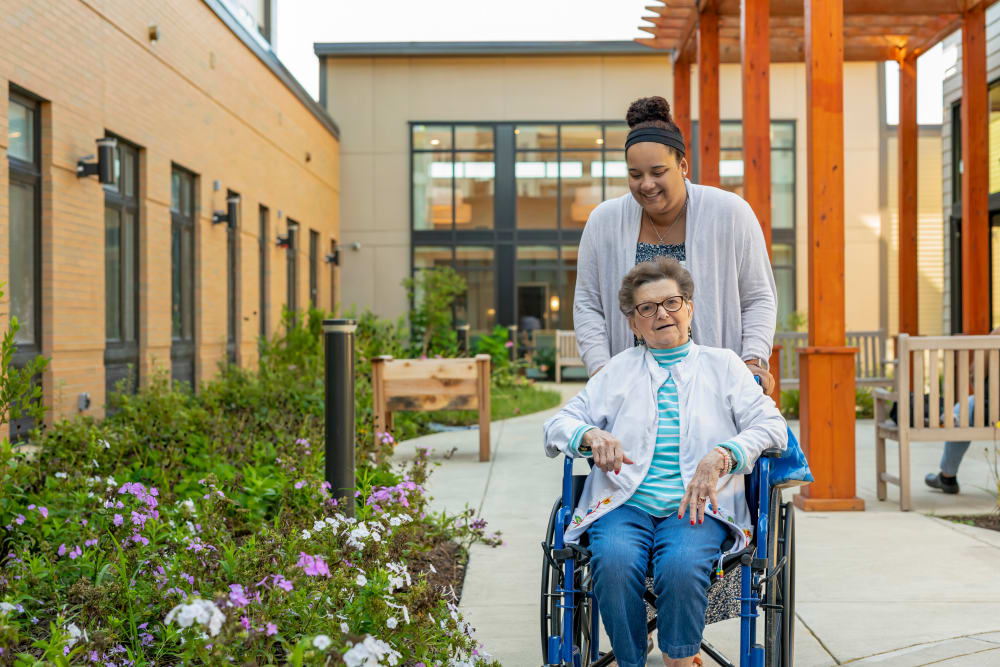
[543,257,786,667]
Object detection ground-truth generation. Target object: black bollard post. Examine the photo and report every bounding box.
[323,318,357,517]
[507,324,519,362]
[456,324,470,356]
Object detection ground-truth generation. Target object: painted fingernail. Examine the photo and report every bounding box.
[690,520,695,525]
[699,519,703,524]
[614,470,619,475]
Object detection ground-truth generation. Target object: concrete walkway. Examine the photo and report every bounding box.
[392,382,1000,666]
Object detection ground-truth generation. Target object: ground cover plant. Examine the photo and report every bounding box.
[0,291,524,665]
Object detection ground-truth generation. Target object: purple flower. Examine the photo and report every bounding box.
[240,615,251,630]
[27,504,35,510]
[265,622,277,636]
[113,514,123,526]
[130,533,149,546]
[85,538,98,547]
[14,514,24,526]
[38,507,48,519]
[180,572,194,586]
[229,584,250,607]
[69,546,82,559]
[272,574,294,592]
[296,552,331,577]
[294,480,306,489]
[58,544,67,556]
[131,511,147,527]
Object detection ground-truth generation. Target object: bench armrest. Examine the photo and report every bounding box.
[872,388,896,402]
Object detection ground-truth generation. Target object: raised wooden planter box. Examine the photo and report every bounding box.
[371,354,492,462]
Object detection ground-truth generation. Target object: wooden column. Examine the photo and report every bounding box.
[741,0,772,252]
[795,0,864,512]
[673,54,692,158]
[962,4,990,334]
[698,6,720,187]
[898,53,919,336]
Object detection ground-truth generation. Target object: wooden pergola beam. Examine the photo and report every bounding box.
[698,5,721,186]
[898,53,919,336]
[961,3,990,334]
[796,0,864,512]
[742,0,771,251]
[673,55,692,158]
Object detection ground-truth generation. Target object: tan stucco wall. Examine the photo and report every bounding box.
[1,0,340,423]
[325,53,884,333]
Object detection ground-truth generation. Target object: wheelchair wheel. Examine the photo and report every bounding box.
[764,487,795,667]
[540,497,599,666]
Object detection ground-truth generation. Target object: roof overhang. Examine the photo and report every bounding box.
[314,41,659,58]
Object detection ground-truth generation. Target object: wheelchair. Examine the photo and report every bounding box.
[541,441,795,667]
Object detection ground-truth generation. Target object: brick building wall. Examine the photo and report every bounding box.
[1,0,340,427]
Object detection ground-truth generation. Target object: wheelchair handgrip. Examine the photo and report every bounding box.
[761,447,782,458]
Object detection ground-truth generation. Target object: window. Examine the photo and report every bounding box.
[412,125,496,231]
[330,238,338,313]
[287,221,298,317]
[226,191,240,364]
[259,206,269,338]
[104,136,141,395]
[309,229,319,308]
[716,120,797,329]
[8,89,42,440]
[170,166,197,387]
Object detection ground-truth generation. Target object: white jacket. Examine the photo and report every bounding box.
[543,343,787,550]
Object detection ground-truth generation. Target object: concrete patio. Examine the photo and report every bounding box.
[393,382,1000,666]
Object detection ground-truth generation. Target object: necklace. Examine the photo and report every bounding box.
[644,196,688,245]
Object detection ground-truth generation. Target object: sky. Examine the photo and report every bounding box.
[276,0,946,125]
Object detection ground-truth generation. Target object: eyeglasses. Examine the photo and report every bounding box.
[634,295,686,318]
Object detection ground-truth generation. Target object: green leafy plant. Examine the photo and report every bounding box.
[0,285,49,443]
[403,267,466,357]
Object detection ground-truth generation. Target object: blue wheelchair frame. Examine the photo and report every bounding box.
[545,449,782,667]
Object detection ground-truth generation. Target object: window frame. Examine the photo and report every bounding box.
[226,190,240,364]
[8,90,43,363]
[170,165,197,345]
[286,221,299,318]
[309,228,319,308]
[259,205,269,339]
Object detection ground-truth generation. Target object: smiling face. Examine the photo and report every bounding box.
[628,278,692,349]
[626,142,688,217]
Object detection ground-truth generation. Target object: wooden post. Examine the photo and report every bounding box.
[962,4,990,335]
[741,0,772,254]
[673,54,692,158]
[898,52,919,336]
[698,6,720,187]
[795,0,864,512]
[371,355,392,437]
[476,354,491,462]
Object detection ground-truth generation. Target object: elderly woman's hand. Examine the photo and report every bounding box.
[581,429,634,474]
[678,448,727,525]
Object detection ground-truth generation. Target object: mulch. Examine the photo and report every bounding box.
[408,539,469,603]
[941,513,1000,532]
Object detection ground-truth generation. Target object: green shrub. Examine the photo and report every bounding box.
[778,387,876,420]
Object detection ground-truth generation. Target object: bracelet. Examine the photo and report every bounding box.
[715,447,733,475]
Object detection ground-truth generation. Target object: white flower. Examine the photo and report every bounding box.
[65,622,88,647]
[386,616,398,629]
[301,529,311,540]
[54,472,67,479]
[101,439,111,449]
[179,499,197,515]
[355,573,368,587]
[312,634,332,650]
[313,520,326,532]
[340,621,350,633]
[370,531,382,542]
[164,598,226,637]
[86,492,95,498]
[402,606,410,625]
[0,602,17,614]
[343,635,402,667]
[388,516,402,527]
[428,563,437,574]
[105,476,117,487]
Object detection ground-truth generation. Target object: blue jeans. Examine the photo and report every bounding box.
[941,398,973,476]
[587,504,728,665]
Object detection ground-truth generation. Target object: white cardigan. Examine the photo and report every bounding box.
[573,184,777,375]
[543,343,787,549]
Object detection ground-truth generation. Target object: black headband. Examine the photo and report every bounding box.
[624,127,686,156]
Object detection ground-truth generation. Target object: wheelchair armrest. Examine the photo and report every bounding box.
[761,447,783,458]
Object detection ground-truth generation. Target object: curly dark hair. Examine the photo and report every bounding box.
[625,96,684,161]
[618,256,694,317]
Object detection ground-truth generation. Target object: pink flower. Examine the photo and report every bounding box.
[14,514,24,525]
[272,574,294,592]
[505,340,514,348]
[265,622,277,636]
[294,481,306,489]
[296,552,331,577]
[229,584,250,607]
[240,615,251,630]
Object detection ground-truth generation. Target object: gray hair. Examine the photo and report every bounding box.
[618,256,694,316]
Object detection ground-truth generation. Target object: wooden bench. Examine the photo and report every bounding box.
[874,334,1000,510]
[776,329,891,389]
[555,330,585,383]
[371,354,492,462]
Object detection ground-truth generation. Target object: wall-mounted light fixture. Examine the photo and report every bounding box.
[324,241,361,266]
[287,220,300,232]
[212,194,240,228]
[550,295,560,312]
[77,137,117,184]
[275,234,290,249]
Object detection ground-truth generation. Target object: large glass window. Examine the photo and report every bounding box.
[8,91,42,441]
[104,137,141,395]
[717,120,798,328]
[309,229,319,307]
[287,222,299,317]
[259,206,269,338]
[454,247,495,331]
[170,166,196,387]
[226,191,240,364]
[412,125,495,231]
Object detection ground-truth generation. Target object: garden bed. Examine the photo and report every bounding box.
[942,513,1000,532]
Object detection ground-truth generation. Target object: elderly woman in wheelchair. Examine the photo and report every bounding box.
[543,257,787,667]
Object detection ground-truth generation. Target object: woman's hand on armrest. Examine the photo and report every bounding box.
[583,429,634,474]
[678,449,727,525]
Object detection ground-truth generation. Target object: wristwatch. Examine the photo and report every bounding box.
[744,357,770,372]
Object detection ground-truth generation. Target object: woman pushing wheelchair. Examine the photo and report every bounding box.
[544,258,787,667]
